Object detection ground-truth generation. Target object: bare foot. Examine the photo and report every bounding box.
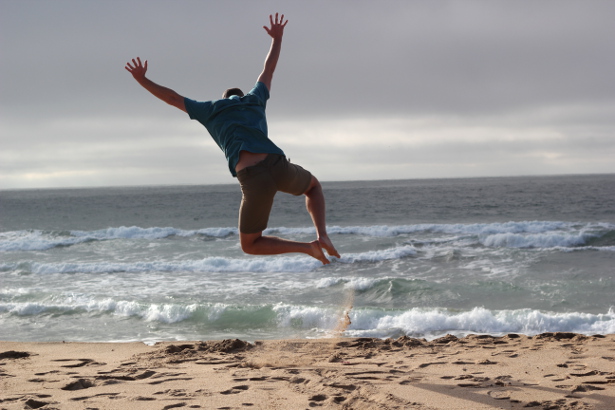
[309,240,330,265]
[318,236,340,258]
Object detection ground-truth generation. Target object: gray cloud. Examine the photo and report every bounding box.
[1,0,614,188]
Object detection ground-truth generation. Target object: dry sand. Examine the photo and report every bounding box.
[1,333,614,409]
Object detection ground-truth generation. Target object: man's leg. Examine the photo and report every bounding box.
[236,155,338,264]
[240,231,330,264]
[303,176,341,258]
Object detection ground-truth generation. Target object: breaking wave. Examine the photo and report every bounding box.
[2,296,613,340]
[1,221,613,253]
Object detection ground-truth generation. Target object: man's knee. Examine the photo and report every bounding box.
[303,175,321,196]
[239,232,261,254]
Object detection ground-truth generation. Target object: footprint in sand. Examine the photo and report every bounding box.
[53,358,105,368]
[70,392,121,402]
[162,403,187,410]
[324,382,357,391]
[417,361,447,368]
[457,382,482,388]
[289,376,307,384]
[61,379,95,391]
[148,376,193,385]
[220,385,249,395]
[309,394,328,405]
[477,359,497,365]
[570,370,599,377]
[572,384,606,393]
[400,377,423,385]
[24,398,52,409]
[488,390,512,400]
[0,350,30,359]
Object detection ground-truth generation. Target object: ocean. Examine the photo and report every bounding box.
[1,174,614,344]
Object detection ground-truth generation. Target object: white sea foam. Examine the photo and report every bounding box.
[327,221,575,237]
[338,245,417,263]
[347,307,615,338]
[4,294,613,339]
[1,221,612,252]
[315,276,398,291]
[481,231,594,248]
[2,255,322,275]
[0,230,84,252]
[315,277,344,288]
[0,226,237,252]
[0,297,198,324]
[142,303,198,323]
[1,244,419,275]
[72,226,238,239]
[273,303,342,330]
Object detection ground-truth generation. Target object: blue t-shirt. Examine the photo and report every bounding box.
[184,82,285,176]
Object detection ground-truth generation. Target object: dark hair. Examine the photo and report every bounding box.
[222,88,244,98]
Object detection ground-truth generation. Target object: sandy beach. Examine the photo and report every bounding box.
[1,333,614,409]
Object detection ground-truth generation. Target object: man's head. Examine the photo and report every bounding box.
[223,88,244,99]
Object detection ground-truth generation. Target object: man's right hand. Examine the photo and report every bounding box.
[263,13,288,40]
[258,13,288,91]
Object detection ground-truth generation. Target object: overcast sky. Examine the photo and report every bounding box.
[2,0,614,189]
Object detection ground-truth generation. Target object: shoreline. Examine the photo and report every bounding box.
[2,333,614,409]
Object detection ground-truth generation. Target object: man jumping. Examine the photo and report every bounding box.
[125,13,339,264]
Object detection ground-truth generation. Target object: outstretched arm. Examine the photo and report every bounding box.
[257,13,288,91]
[125,57,186,113]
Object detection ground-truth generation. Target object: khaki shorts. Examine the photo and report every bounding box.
[236,154,313,234]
